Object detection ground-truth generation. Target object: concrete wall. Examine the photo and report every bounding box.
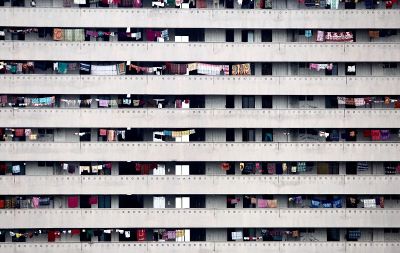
[0,208,399,228]
[1,108,400,128]
[1,75,399,95]
[1,8,400,29]
[1,41,399,62]
[1,142,399,161]
[0,175,397,195]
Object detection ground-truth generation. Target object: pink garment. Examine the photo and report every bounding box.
[258,199,268,208]
[32,197,39,208]
[89,196,98,205]
[316,30,325,42]
[99,99,109,107]
[68,196,79,208]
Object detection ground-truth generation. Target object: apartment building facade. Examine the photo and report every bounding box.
[0,0,400,252]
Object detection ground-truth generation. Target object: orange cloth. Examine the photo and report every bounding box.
[53,28,64,41]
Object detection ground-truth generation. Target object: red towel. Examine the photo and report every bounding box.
[89,196,98,205]
[363,130,371,138]
[14,129,25,137]
[137,229,146,241]
[71,229,80,235]
[99,129,107,136]
[371,130,381,141]
[48,230,56,242]
[68,196,79,208]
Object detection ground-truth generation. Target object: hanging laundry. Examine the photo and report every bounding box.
[137,229,146,241]
[380,130,390,140]
[231,63,251,75]
[89,196,98,205]
[267,163,276,174]
[258,199,268,208]
[68,196,79,208]
[357,162,368,171]
[316,30,325,42]
[324,31,353,42]
[53,28,64,41]
[371,130,381,141]
[107,130,116,141]
[231,231,243,240]
[12,165,21,174]
[266,199,278,208]
[99,129,107,136]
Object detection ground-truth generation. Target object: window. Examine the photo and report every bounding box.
[346,162,357,175]
[261,63,272,75]
[327,228,340,241]
[299,96,313,101]
[383,63,397,69]
[345,63,356,75]
[226,128,235,142]
[242,96,255,108]
[38,128,54,135]
[299,62,307,68]
[241,30,254,42]
[98,195,111,208]
[242,129,256,142]
[261,30,272,42]
[226,29,234,42]
[262,129,273,142]
[262,95,272,108]
[38,161,54,167]
[79,128,91,142]
[226,95,235,108]
[80,95,91,108]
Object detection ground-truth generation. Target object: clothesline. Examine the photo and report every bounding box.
[337,96,400,106]
[316,30,354,42]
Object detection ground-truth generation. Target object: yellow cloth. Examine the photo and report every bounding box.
[187,63,198,72]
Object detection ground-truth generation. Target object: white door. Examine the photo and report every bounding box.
[154,164,166,175]
[175,165,182,175]
[184,229,191,242]
[153,197,165,208]
[175,197,182,208]
[181,165,189,175]
[182,197,190,208]
[175,165,189,175]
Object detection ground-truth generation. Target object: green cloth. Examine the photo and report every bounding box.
[64,29,73,41]
[167,0,175,6]
[74,29,85,42]
[58,62,68,74]
[265,0,272,8]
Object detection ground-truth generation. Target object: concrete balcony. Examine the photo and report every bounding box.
[0,242,398,253]
[1,41,399,62]
[1,75,399,96]
[0,175,398,195]
[0,208,399,229]
[1,7,399,29]
[1,108,400,129]
[0,142,399,162]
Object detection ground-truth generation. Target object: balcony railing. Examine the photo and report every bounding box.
[1,7,399,29]
[1,75,399,95]
[0,108,399,128]
[0,142,399,162]
[1,42,399,62]
[0,208,399,229]
[0,242,398,253]
[0,175,398,195]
